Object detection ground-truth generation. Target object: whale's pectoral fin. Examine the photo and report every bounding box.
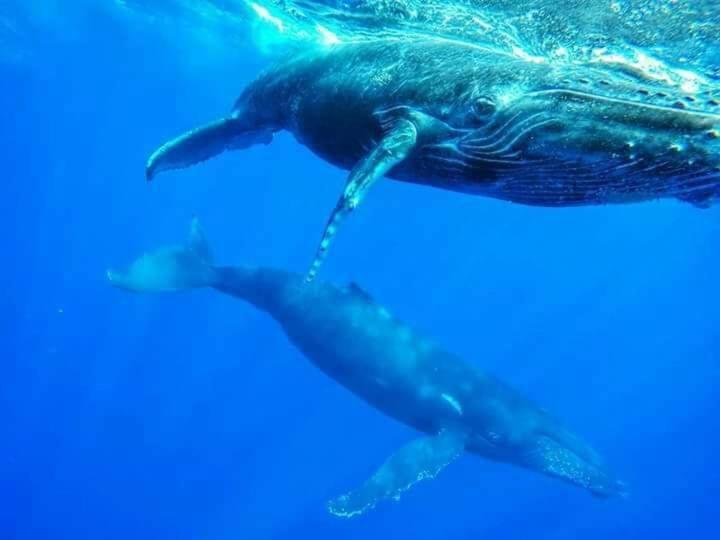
[306,119,418,281]
[327,429,466,518]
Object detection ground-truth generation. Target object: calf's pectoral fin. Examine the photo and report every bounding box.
[306,118,418,281]
[327,429,466,518]
[145,117,273,181]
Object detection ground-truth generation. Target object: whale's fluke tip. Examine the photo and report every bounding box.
[145,162,156,182]
[106,268,134,292]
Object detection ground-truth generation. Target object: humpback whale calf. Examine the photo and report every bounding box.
[108,220,624,516]
[145,38,720,279]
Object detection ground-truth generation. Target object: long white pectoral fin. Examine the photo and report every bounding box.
[327,429,466,518]
[306,118,418,281]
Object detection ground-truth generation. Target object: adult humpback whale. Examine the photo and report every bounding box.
[108,220,624,516]
[145,38,720,280]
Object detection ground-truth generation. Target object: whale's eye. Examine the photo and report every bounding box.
[472,98,496,119]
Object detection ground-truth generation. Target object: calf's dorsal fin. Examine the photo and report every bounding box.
[347,282,375,303]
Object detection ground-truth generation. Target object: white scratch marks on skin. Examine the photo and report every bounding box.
[250,2,284,32]
[511,46,546,64]
[316,24,340,46]
[441,393,463,415]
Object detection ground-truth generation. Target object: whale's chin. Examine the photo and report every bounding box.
[528,435,627,498]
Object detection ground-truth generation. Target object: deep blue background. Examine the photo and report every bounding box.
[3,4,720,539]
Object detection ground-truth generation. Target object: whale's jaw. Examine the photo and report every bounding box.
[520,434,627,498]
[401,85,720,207]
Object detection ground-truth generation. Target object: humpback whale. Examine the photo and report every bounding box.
[108,220,625,516]
[145,38,720,280]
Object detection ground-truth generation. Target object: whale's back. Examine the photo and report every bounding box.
[237,39,720,207]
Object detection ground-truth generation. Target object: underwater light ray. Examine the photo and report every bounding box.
[2,0,718,87]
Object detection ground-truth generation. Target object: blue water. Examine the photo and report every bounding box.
[4,2,720,539]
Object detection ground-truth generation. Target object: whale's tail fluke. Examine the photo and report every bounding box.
[107,218,216,293]
[145,117,273,181]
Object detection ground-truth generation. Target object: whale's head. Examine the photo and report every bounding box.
[523,434,627,498]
